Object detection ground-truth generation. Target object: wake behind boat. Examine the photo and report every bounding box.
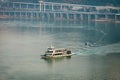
[41,46,72,59]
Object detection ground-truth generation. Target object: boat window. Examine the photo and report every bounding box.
[47,48,53,50]
[67,51,71,54]
[54,53,62,55]
[47,51,53,53]
[55,50,64,52]
[46,54,52,55]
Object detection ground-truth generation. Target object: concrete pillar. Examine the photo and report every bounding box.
[44,3,46,12]
[8,12,10,17]
[74,14,77,20]
[25,12,27,18]
[88,14,91,21]
[54,13,56,20]
[105,14,108,20]
[115,15,117,21]
[20,3,21,9]
[95,14,98,20]
[52,4,54,11]
[36,13,39,19]
[60,13,63,20]
[20,12,22,17]
[80,14,83,20]
[39,2,41,11]
[0,12,2,16]
[35,4,37,11]
[118,9,120,13]
[83,7,86,12]
[66,13,69,20]
[60,3,62,11]
[3,11,5,16]
[14,11,16,17]
[13,3,15,8]
[31,12,34,18]
[26,3,28,9]
[107,8,110,13]
[43,13,45,20]
[47,13,50,20]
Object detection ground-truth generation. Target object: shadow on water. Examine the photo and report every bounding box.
[42,56,71,64]
[106,52,120,57]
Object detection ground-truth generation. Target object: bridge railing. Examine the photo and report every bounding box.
[0,1,120,14]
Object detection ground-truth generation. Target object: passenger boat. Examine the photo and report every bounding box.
[41,46,72,59]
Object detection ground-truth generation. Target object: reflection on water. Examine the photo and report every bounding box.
[43,56,71,65]
[0,19,120,80]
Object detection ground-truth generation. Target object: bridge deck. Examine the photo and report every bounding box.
[0,1,120,21]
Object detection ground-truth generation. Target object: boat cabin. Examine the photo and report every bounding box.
[41,46,72,58]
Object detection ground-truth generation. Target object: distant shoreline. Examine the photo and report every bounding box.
[0,15,120,23]
[0,15,10,19]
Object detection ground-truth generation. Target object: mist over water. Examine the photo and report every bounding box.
[0,19,120,80]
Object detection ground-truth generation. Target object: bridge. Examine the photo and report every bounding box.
[0,1,120,21]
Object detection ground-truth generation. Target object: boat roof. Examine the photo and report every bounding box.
[47,45,71,51]
[47,47,70,51]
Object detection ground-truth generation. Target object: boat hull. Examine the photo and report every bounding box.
[41,54,72,59]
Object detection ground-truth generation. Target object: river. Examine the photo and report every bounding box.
[0,19,120,80]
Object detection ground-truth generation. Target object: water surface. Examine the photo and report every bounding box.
[0,19,120,80]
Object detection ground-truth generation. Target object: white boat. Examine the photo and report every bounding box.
[41,46,72,59]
